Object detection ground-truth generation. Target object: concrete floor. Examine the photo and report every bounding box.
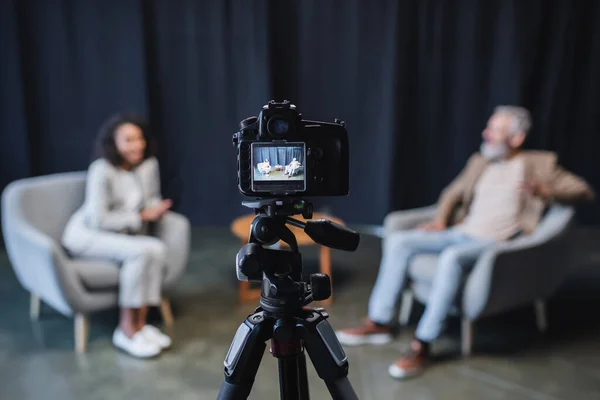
[1,225,600,399]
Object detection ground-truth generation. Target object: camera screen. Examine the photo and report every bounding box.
[251,142,306,193]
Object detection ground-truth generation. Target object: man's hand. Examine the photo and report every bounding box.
[417,219,446,231]
[520,181,553,200]
[140,199,173,222]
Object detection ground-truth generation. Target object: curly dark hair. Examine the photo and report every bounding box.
[93,113,156,166]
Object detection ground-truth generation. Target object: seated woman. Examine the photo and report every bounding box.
[62,114,173,359]
[257,158,271,175]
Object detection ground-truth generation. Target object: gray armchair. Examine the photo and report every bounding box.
[1,171,190,353]
[381,203,575,355]
[288,165,304,176]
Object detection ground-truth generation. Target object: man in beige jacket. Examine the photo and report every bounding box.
[336,106,594,379]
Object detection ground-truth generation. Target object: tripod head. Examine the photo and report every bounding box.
[236,198,360,315]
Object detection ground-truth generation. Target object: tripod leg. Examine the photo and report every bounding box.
[217,312,273,400]
[276,352,310,400]
[277,355,305,400]
[296,351,311,400]
[297,309,359,400]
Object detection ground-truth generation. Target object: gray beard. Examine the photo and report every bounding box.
[480,142,508,161]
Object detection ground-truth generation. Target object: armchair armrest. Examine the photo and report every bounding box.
[155,210,191,289]
[381,205,437,238]
[1,203,81,316]
[2,180,120,316]
[462,206,575,320]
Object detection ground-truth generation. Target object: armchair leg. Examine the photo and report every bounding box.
[160,297,174,328]
[30,293,40,321]
[534,299,548,333]
[461,319,474,357]
[74,313,89,353]
[398,290,414,326]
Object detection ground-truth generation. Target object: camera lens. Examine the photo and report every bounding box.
[267,116,289,136]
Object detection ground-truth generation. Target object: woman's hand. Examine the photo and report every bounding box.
[140,199,173,222]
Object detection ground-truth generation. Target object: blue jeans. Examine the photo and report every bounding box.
[368,228,493,342]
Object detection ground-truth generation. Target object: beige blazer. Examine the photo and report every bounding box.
[436,150,595,234]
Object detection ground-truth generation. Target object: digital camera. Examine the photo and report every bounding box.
[233,100,349,197]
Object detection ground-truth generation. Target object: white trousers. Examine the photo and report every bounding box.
[72,231,167,308]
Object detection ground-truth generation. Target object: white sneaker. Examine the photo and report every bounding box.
[141,325,172,349]
[112,328,161,358]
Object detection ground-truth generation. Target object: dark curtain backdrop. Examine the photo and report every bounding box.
[1,0,599,227]
[254,147,304,168]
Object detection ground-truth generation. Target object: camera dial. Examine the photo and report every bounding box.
[240,116,257,129]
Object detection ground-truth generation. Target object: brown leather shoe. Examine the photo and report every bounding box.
[388,340,429,379]
[335,319,393,346]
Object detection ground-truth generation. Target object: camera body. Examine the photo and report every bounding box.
[233,100,349,197]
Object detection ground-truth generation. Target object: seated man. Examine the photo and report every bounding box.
[284,158,301,176]
[257,158,271,175]
[335,105,594,379]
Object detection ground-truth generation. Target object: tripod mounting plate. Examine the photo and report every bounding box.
[242,198,313,219]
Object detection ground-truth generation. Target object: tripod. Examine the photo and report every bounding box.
[216,198,360,400]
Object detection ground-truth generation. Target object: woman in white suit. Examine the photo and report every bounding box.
[62,114,173,358]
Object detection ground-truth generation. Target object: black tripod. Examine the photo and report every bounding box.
[216,198,360,400]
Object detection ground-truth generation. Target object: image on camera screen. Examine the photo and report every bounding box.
[252,142,305,183]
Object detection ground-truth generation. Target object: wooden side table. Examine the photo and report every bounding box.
[230,212,345,307]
